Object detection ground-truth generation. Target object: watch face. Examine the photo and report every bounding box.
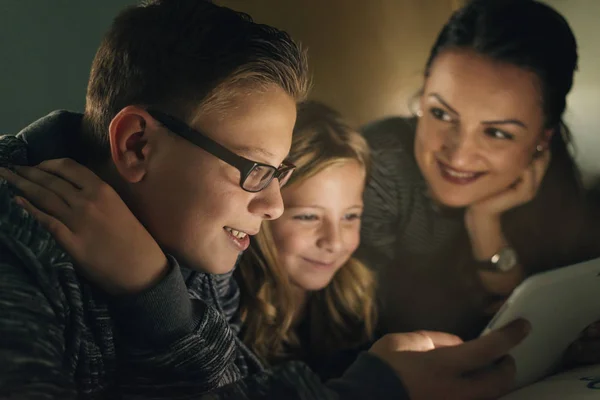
[495,247,518,272]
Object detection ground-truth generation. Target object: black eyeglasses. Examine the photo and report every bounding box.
[146,109,296,193]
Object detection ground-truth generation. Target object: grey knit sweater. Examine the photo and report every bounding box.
[358,117,600,339]
[0,111,407,399]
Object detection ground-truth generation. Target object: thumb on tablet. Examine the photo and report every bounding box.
[452,319,531,371]
[420,330,465,348]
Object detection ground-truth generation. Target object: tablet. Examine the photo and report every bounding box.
[480,256,600,389]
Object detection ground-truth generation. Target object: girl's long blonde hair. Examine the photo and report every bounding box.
[236,101,377,364]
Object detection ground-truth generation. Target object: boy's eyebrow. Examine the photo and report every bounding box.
[231,145,277,162]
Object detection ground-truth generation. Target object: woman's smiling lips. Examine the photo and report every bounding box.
[437,160,487,185]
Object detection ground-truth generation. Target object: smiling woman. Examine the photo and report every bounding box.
[357,0,600,342]
[415,49,551,209]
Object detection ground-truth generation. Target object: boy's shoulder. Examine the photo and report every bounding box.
[0,133,74,287]
[0,134,28,168]
[0,178,74,280]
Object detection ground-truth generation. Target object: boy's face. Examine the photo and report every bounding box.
[130,84,297,274]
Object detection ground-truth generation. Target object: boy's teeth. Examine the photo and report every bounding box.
[226,227,247,239]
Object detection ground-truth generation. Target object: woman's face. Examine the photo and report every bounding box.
[415,49,552,208]
[270,161,365,292]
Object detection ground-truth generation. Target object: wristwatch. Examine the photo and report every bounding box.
[480,247,519,272]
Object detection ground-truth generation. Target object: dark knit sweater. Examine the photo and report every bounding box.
[358,117,600,339]
[0,111,407,399]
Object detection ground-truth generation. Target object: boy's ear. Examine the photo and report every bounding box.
[108,106,155,183]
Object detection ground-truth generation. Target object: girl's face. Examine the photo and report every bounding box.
[270,161,365,292]
[415,49,552,208]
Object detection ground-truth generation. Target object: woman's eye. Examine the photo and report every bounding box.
[430,107,453,122]
[485,128,514,140]
[293,214,318,221]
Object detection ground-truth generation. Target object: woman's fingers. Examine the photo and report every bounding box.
[531,149,551,190]
[13,165,81,206]
[510,150,550,205]
[564,338,600,367]
[478,266,525,296]
[36,158,102,192]
[0,167,72,220]
[483,298,506,316]
[583,321,600,339]
[14,196,74,246]
[516,165,538,203]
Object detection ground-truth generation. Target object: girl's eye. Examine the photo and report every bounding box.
[344,213,362,221]
[430,107,453,122]
[293,214,318,221]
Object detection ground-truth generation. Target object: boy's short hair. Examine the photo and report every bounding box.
[83,0,310,159]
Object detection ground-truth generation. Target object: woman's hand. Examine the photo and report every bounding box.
[564,321,600,367]
[469,149,551,219]
[0,159,168,295]
[465,150,551,261]
[463,150,549,309]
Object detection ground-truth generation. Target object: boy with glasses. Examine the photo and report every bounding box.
[0,1,528,399]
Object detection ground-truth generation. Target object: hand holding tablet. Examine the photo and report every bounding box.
[481,256,600,389]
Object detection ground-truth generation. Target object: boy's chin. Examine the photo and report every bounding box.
[193,252,240,275]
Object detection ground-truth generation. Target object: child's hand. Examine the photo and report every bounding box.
[369,319,530,400]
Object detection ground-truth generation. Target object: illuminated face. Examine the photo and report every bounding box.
[270,161,365,291]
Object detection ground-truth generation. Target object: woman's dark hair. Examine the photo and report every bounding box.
[425,0,577,132]
[423,1,598,335]
[423,0,583,203]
